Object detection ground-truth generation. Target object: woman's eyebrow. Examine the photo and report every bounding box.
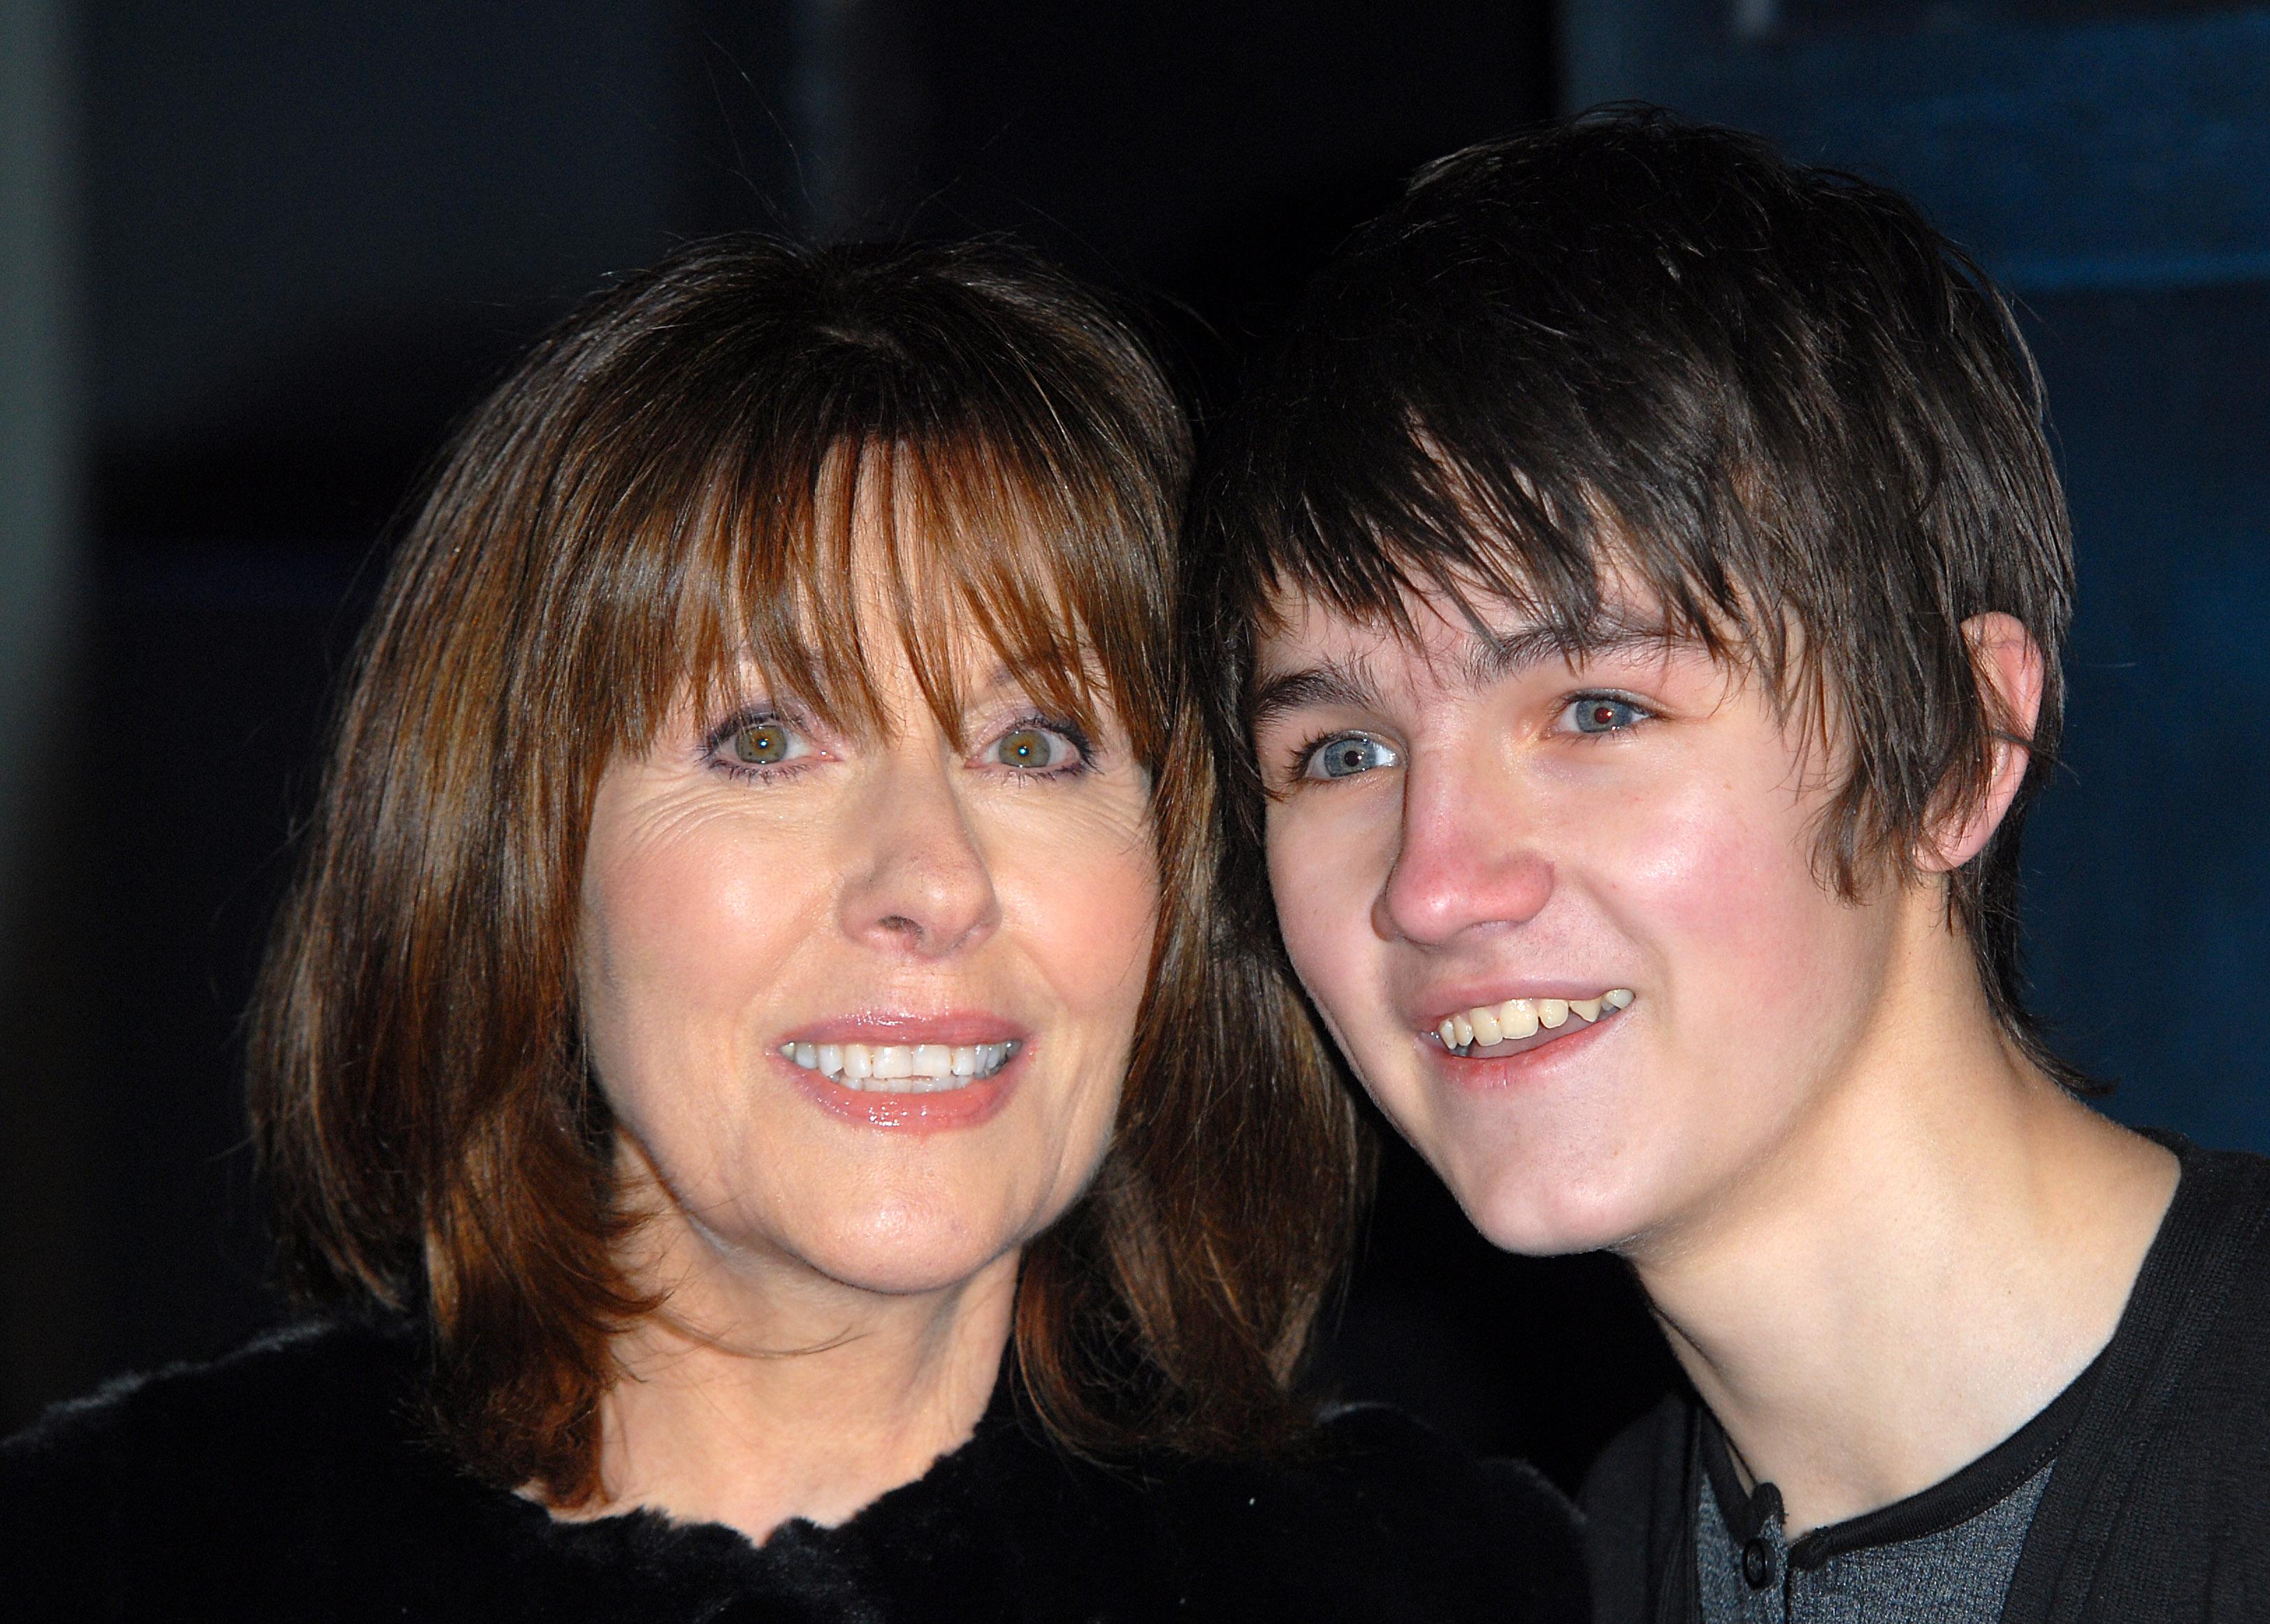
[964,662,1024,701]
[1249,658,1385,732]
[967,658,1098,709]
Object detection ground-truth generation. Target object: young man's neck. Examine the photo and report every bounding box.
[1622,889,2178,1535]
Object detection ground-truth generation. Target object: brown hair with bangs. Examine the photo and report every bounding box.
[1199,109,2085,1092]
[249,235,1362,1505]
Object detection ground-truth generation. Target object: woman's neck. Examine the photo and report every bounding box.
[1626,912,2177,1535]
[570,1216,1020,1545]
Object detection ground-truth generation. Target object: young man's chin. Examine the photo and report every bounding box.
[1428,1140,1667,1261]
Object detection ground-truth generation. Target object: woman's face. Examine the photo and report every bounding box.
[578,565,1157,1305]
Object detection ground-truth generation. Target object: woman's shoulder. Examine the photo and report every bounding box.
[1224,1400,1587,1621]
[954,1399,1586,1622]
[1309,1395,1585,1530]
[0,1319,525,1618]
[3,1318,428,1506]
[3,1337,1587,1622]
[5,1315,408,1460]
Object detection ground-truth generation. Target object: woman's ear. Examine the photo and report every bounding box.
[1922,611,2046,873]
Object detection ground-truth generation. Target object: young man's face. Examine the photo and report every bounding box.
[1252,579,1907,1257]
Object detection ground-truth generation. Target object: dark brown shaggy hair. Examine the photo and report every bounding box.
[250,235,1363,1507]
[1198,108,2085,1092]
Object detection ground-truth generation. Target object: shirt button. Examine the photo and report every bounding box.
[1742,1538,1776,1590]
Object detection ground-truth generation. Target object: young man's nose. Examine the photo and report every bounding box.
[1375,756,1554,945]
[837,755,1002,957]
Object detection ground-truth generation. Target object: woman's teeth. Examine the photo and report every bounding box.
[778,1040,1019,1092]
[1435,988,1633,1055]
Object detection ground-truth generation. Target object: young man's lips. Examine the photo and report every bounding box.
[1451,1020,1594,1061]
[1424,1012,1621,1082]
[1419,989,1637,1067]
[1420,988,1636,1050]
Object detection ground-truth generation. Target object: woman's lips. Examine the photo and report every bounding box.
[779,1038,1020,1090]
[777,1040,1025,1133]
[785,1011,1026,1047]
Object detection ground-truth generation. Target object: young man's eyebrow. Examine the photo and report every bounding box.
[1248,659,1386,732]
[1460,614,1696,689]
[1248,612,1700,732]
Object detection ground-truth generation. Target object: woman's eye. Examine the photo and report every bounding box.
[987,725,1080,772]
[1304,734,1401,781]
[1566,696,1647,735]
[728,718,811,767]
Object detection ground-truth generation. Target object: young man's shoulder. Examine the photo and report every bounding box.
[2037,1133,2270,1619]
[1577,1136,2270,1624]
[2116,1132,2270,1402]
[1579,1392,1693,1624]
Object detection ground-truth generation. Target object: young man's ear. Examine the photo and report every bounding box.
[1922,611,2046,873]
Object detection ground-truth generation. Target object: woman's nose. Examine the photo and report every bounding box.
[1374,756,1554,947]
[837,755,1002,957]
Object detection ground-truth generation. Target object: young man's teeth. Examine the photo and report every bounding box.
[777,1040,1018,1091]
[1433,990,1635,1055]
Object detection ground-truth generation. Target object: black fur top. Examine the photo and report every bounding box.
[1,1321,1586,1621]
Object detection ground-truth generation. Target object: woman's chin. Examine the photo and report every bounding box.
[692,1201,1037,1302]
[800,1231,1022,1299]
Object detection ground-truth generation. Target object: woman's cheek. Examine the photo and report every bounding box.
[1061,852,1157,1020]
[1000,792,1159,1010]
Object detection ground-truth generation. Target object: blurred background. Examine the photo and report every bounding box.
[3,0,2266,1491]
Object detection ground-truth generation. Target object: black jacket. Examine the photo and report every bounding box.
[1582,1133,2270,1624]
[1,1320,1586,1622]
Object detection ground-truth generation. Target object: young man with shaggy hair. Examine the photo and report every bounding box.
[1200,112,2270,1622]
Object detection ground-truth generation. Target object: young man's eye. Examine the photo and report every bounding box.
[1302,734,1401,781]
[1563,695,1650,735]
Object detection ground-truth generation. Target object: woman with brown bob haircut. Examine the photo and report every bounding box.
[0,238,1584,1621]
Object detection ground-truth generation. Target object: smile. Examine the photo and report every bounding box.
[1429,989,1635,1058]
[776,1040,1022,1093]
